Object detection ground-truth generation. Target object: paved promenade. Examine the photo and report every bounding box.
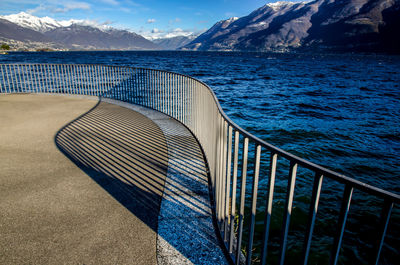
[0,94,226,264]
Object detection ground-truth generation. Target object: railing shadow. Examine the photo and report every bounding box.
[54,99,224,264]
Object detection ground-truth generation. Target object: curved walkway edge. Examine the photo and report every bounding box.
[101,98,228,265]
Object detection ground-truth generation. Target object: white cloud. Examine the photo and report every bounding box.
[146,18,156,24]
[53,2,91,13]
[141,27,195,40]
[100,0,119,6]
[151,28,163,33]
[26,1,92,14]
[27,4,46,14]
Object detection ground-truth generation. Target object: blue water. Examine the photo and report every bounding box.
[1,51,399,264]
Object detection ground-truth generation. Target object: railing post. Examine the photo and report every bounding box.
[229,130,240,253]
[372,199,393,265]
[302,173,324,265]
[260,153,278,265]
[330,184,353,265]
[224,125,233,242]
[279,161,298,265]
[235,137,249,265]
[246,144,261,265]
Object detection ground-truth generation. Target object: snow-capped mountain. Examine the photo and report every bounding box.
[0,12,111,33]
[0,12,63,33]
[183,0,400,53]
[0,12,160,50]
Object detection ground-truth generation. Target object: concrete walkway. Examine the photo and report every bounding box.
[0,94,227,264]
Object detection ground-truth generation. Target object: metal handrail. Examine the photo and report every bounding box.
[0,63,398,265]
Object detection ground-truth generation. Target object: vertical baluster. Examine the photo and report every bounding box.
[260,153,278,265]
[4,65,11,93]
[229,130,240,253]
[11,65,17,92]
[103,66,108,96]
[47,64,53,93]
[17,64,24,92]
[96,65,100,96]
[372,199,393,265]
[65,64,69,94]
[35,65,41,93]
[330,184,353,265]
[63,64,69,94]
[216,115,222,223]
[235,137,249,265]
[221,120,228,231]
[0,65,5,93]
[90,65,95,96]
[1,64,7,92]
[14,65,20,92]
[83,65,88,95]
[28,64,34,92]
[51,65,56,93]
[246,144,262,265]
[89,65,95,95]
[76,65,82,95]
[74,65,79,94]
[21,65,28,92]
[51,65,57,93]
[100,65,104,96]
[66,65,71,94]
[45,64,51,93]
[33,65,40,93]
[158,71,161,111]
[61,65,67,94]
[57,64,62,93]
[279,161,298,265]
[302,173,324,265]
[27,64,32,92]
[92,65,96,96]
[149,70,152,107]
[224,125,233,242]
[54,64,61,94]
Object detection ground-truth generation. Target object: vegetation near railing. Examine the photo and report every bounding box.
[1,64,399,265]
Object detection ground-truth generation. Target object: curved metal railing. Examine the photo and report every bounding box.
[0,64,398,265]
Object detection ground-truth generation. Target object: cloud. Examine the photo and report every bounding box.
[27,4,46,14]
[169,17,181,25]
[26,2,92,14]
[100,0,119,5]
[146,18,156,24]
[141,27,195,40]
[53,2,91,13]
[151,28,163,33]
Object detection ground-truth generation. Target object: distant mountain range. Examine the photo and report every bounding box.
[1,0,399,53]
[0,12,159,51]
[183,0,400,53]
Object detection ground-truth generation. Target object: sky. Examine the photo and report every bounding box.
[0,1,302,39]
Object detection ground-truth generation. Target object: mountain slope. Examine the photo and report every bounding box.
[183,0,400,53]
[0,13,160,51]
[0,18,51,42]
[153,36,195,50]
[44,25,159,50]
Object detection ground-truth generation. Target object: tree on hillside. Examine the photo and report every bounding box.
[1,44,10,50]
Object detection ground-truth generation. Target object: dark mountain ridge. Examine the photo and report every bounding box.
[183,0,400,53]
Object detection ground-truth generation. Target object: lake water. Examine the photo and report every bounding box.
[1,51,399,264]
